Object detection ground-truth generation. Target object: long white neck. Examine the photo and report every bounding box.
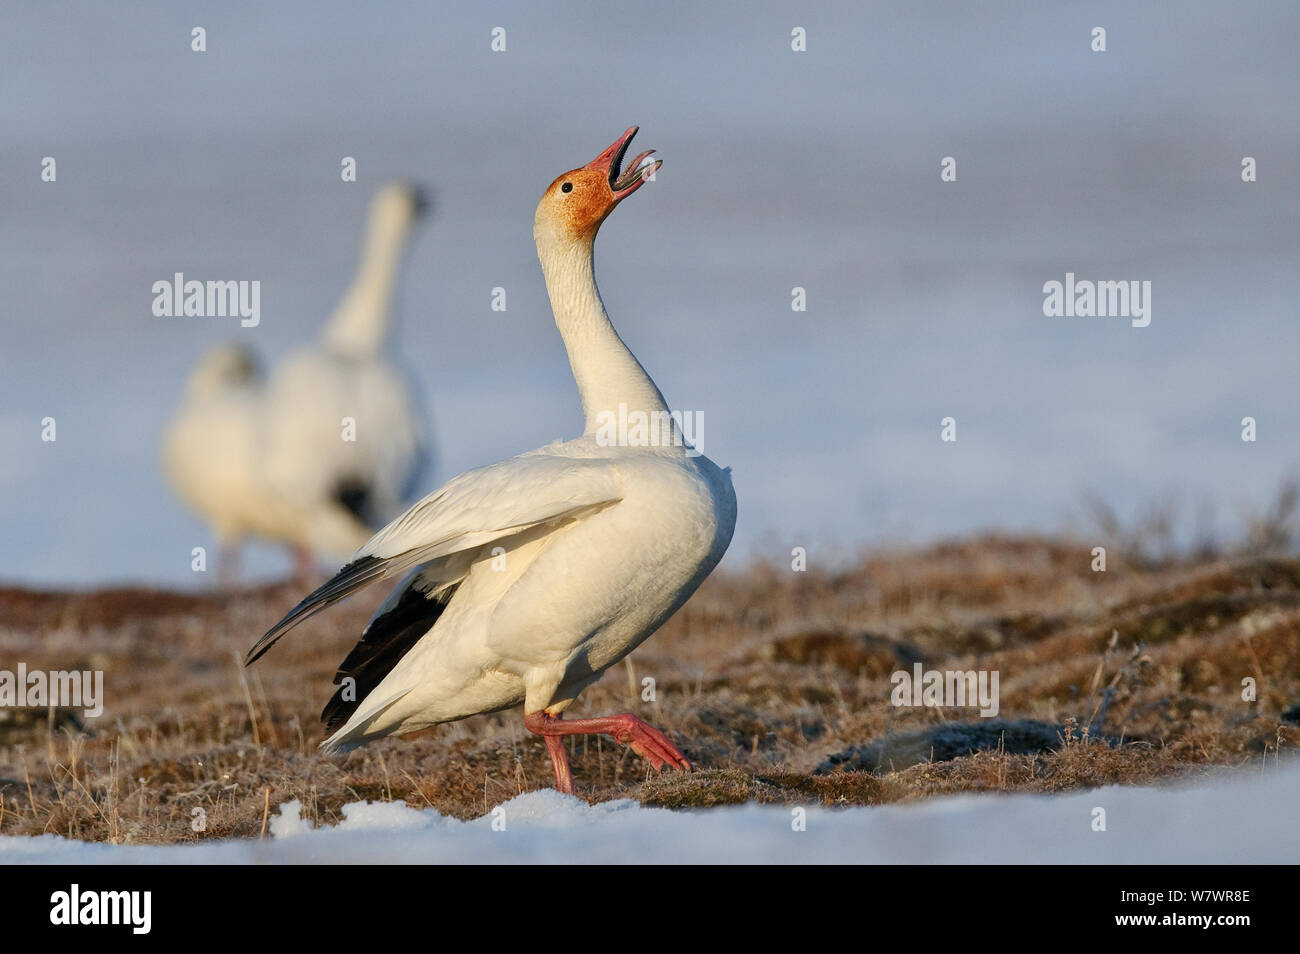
[323,207,411,356]
[537,233,671,437]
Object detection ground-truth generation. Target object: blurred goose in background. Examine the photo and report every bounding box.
[262,182,430,549]
[162,344,370,583]
[163,182,430,581]
[247,128,737,794]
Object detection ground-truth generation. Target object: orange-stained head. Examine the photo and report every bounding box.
[535,127,662,244]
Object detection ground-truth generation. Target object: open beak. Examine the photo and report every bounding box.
[584,126,661,200]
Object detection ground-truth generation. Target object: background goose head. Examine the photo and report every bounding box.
[184,343,260,400]
[369,180,431,241]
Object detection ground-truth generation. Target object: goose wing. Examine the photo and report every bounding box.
[244,452,622,664]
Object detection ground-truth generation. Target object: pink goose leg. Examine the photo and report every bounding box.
[524,710,692,794]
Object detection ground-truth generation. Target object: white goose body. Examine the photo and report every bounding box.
[328,438,733,744]
[262,182,428,534]
[248,128,736,787]
[163,183,428,571]
[163,347,278,542]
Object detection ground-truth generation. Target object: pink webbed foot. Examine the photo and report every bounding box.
[598,713,692,772]
[524,710,692,792]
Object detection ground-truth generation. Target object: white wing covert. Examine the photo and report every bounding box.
[244,452,622,663]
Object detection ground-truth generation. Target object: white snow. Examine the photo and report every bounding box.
[4,764,1297,864]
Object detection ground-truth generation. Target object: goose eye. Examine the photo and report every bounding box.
[561,182,573,193]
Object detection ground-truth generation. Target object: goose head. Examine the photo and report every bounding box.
[370,181,431,239]
[534,126,661,247]
[185,343,260,399]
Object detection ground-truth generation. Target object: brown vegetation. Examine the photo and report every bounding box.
[1,535,1296,844]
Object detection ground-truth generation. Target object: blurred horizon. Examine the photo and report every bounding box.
[3,1,1299,586]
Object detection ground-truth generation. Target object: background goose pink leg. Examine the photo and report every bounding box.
[291,544,315,585]
[525,710,691,794]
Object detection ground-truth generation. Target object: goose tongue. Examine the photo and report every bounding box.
[585,126,661,200]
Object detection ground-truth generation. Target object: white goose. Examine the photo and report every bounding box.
[247,128,737,793]
[163,183,428,579]
[261,182,429,562]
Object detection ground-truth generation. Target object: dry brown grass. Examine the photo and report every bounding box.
[1,534,1297,844]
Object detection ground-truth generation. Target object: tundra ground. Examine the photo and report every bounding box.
[1,535,1296,844]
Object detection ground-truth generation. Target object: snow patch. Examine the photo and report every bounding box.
[3,766,1297,864]
[267,799,311,839]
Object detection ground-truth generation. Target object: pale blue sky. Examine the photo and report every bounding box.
[2,1,1298,584]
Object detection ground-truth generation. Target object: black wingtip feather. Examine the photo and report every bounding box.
[320,581,458,731]
[243,556,386,666]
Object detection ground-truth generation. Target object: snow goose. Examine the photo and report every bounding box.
[162,344,371,583]
[163,183,429,580]
[261,182,430,556]
[246,128,737,793]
